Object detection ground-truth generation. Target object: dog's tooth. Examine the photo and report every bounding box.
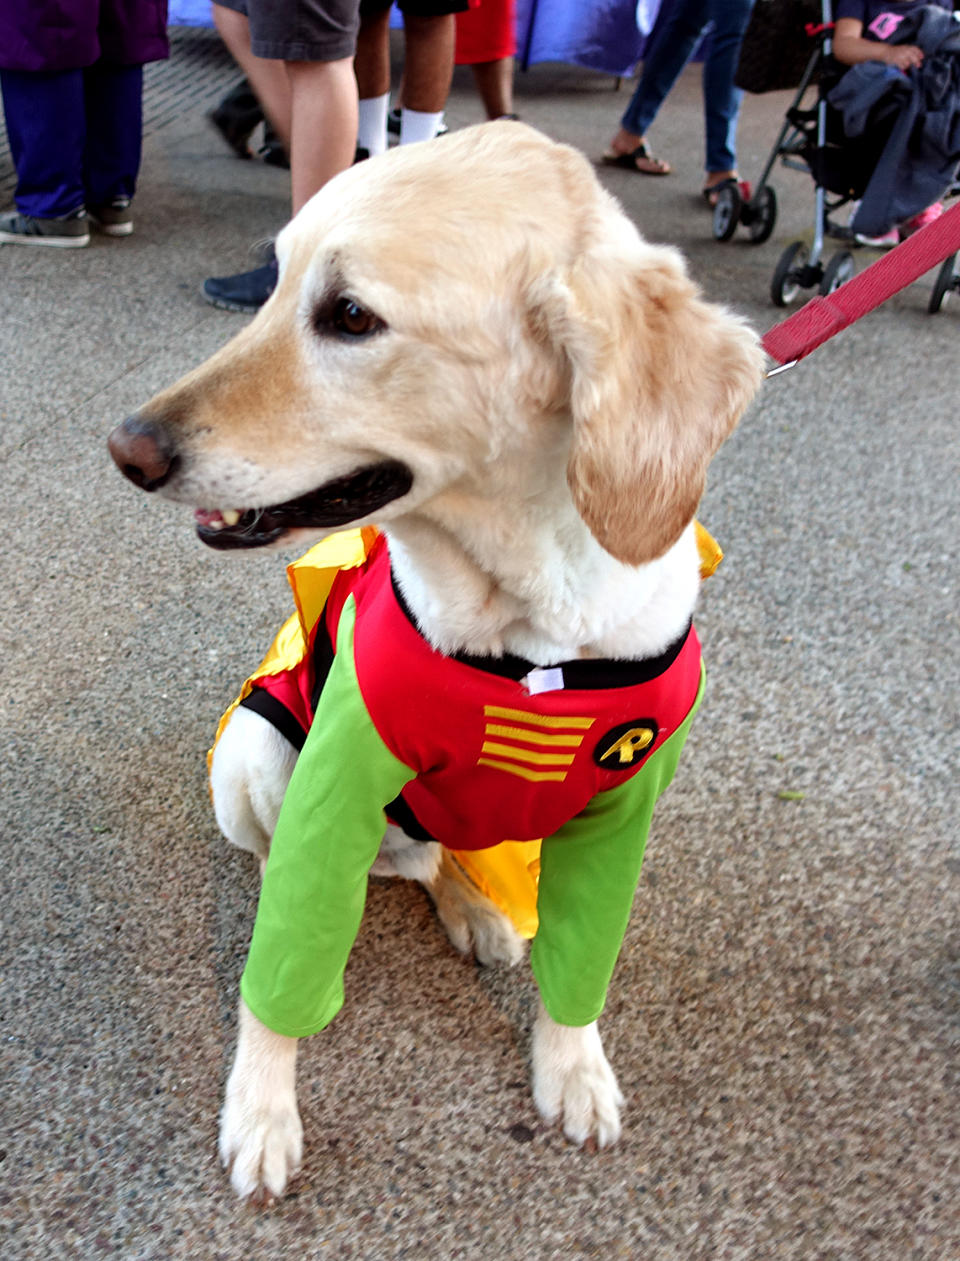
[221,509,241,526]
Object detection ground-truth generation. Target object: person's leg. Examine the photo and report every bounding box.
[701,0,754,183]
[213,2,292,149]
[400,11,455,142]
[287,56,358,213]
[402,11,455,111]
[355,1,392,156]
[83,62,143,217]
[470,57,515,119]
[607,0,708,163]
[204,0,361,312]
[0,67,87,218]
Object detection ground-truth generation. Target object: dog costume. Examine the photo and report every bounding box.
[213,528,718,1038]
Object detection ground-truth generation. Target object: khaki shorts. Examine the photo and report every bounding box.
[214,0,361,61]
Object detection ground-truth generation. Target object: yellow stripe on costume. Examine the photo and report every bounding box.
[483,706,595,729]
[485,724,585,747]
[477,758,568,782]
[480,741,576,766]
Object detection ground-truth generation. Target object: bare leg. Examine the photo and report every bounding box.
[470,56,515,119]
[212,4,292,149]
[286,57,358,214]
[354,4,392,99]
[402,12,456,113]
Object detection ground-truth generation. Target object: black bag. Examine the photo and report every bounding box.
[734,0,825,93]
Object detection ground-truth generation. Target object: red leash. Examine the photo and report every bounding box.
[761,199,960,370]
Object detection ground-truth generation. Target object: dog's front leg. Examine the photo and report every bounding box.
[531,1000,624,1148]
[219,998,302,1201]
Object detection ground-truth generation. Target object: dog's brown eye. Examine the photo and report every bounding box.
[332,297,381,338]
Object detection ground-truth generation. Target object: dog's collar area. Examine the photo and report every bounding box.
[389,568,693,689]
[194,460,414,550]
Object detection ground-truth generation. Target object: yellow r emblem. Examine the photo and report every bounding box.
[594,721,658,769]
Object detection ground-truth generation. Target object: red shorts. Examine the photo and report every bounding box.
[455,0,515,64]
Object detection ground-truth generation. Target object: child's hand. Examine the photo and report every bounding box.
[886,44,924,71]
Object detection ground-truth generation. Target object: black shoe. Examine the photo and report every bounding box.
[258,119,289,168]
[202,255,278,313]
[209,78,264,159]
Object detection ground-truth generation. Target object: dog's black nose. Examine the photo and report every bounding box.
[108,416,178,491]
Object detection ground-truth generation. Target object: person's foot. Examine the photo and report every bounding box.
[208,105,257,159]
[900,202,943,238]
[88,197,134,237]
[0,207,89,248]
[601,135,671,175]
[702,172,739,207]
[202,254,278,313]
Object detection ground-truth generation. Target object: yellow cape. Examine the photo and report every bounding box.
[211,521,722,940]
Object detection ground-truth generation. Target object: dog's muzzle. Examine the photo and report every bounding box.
[107,414,414,548]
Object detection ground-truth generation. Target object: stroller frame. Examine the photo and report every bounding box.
[713,0,870,304]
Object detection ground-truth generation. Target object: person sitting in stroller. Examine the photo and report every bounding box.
[830,0,960,243]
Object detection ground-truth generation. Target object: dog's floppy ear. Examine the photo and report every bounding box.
[541,215,764,566]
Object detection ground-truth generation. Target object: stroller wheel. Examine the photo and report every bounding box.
[928,253,958,314]
[745,185,777,244]
[712,183,743,242]
[819,251,855,296]
[771,241,808,307]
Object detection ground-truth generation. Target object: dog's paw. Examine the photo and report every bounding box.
[429,853,526,967]
[219,999,303,1202]
[531,1004,624,1149]
[219,1075,303,1201]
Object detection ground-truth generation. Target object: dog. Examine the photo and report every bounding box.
[108,121,764,1201]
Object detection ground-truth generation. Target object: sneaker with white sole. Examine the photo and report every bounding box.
[0,207,89,248]
[88,197,134,236]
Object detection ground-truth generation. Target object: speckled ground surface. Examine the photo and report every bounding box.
[1,29,957,1261]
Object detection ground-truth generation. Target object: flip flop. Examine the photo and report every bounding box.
[601,143,672,176]
[702,177,740,208]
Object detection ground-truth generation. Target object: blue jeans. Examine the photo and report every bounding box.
[0,63,143,218]
[621,0,755,174]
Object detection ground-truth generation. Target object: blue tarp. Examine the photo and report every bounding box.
[167,1,658,76]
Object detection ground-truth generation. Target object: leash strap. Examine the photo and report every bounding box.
[761,200,960,367]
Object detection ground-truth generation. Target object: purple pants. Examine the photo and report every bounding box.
[1,62,143,218]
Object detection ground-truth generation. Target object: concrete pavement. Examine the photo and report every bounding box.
[1,28,958,1260]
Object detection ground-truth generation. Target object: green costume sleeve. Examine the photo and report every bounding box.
[530,667,705,1028]
[240,595,416,1038]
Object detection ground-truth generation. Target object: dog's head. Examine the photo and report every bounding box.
[108,122,764,563]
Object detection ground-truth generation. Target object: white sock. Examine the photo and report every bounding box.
[399,108,444,145]
[357,92,390,156]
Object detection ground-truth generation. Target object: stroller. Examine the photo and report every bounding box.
[712,0,909,305]
[928,248,960,311]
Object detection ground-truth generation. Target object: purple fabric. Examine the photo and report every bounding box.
[0,0,169,73]
[515,0,656,76]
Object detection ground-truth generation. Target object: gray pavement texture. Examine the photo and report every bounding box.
[1,27,958,1261]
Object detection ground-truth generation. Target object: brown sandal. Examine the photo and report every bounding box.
[601,142,672,176]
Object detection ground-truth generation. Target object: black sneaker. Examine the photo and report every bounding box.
[88,197,134,236]
[0,207,89,248]
[208,79,264,159]
[202,254,278,313]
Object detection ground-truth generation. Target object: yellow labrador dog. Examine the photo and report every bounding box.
[108,122,764,1201]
